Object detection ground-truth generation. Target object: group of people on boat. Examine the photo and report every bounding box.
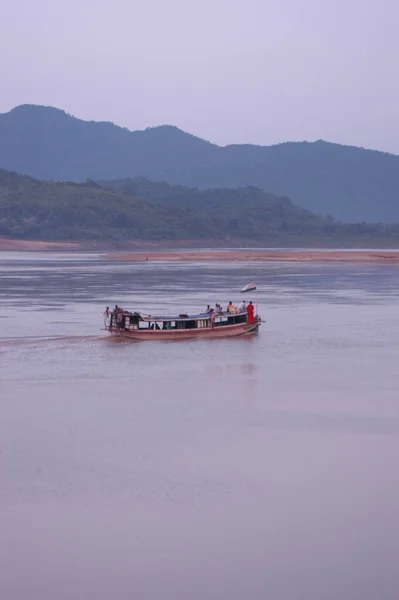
[205,300,255,322]
[103,304,126,328]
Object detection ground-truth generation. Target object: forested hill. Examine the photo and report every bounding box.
[101,177,317,221]
[1,104,399,222]
[0,169,325,242]
[2,169,399,246]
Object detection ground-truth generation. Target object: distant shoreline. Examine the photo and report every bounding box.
[1,238,399,263]
[107,250,399,264]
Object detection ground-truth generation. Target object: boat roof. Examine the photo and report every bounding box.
[122,310,239,322]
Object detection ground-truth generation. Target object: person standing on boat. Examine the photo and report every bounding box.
[209,307,215,328]
[227,301,237,313]
[110,304,119,328]
[103,306,110,327]
[240,300,247,312]
[247,301,254,323]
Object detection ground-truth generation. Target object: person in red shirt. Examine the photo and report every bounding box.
[246,301,254,323]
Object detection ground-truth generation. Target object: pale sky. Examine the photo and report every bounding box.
[1,0,398,152]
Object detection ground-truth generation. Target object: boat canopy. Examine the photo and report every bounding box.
[121,310,243,322]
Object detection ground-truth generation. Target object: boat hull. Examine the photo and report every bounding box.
[106,318,260,341]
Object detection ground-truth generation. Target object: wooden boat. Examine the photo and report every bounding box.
[105,308,261,340]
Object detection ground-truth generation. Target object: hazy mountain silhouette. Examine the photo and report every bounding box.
[1,104,399,221]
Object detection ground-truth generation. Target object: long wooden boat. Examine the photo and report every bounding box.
[105,308,261,340]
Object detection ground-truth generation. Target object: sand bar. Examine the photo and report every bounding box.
[1,237,399,263]
[0,238,79,251]
[106,250,399,263]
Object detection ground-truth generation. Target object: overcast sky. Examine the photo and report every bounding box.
[1,0,398,152]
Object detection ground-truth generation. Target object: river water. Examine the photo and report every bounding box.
[1,252,399,600]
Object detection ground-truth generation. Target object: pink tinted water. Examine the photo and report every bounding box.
[1,252,399,600]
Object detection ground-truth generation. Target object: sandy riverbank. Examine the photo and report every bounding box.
[0,238,80,251]
[0,238,247,252]
[1,238,399,263]
[106,250,399,263]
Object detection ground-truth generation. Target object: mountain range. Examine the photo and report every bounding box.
[2,169,399,246]
[1,104,399,222]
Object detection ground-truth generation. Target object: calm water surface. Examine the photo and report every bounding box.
[1,252,399,600]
